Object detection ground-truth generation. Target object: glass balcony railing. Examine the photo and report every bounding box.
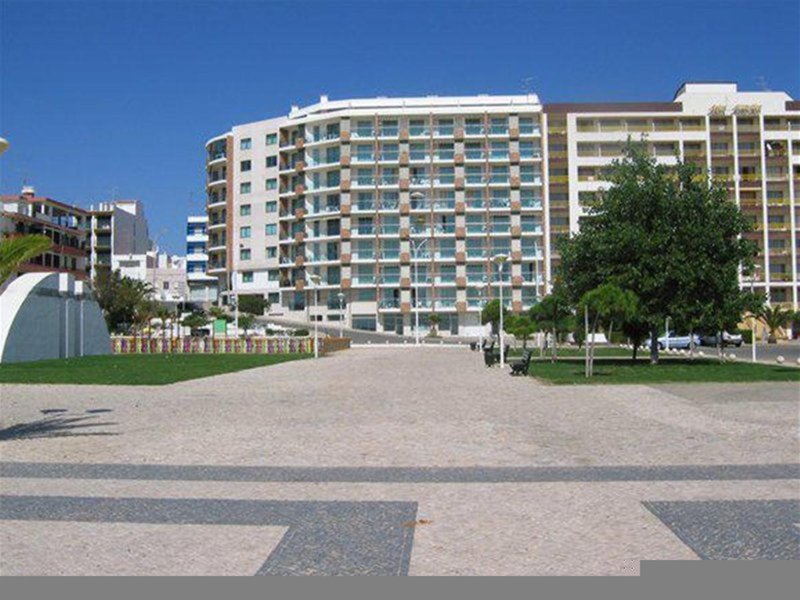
[354,154,375,163]
[433,199,456,210]
[465,150,484,160]
[379,127,399,137]
[378,225,400,235]
[435,126,454,136]
[409,125,430,136]
[409,152,430,161]
[379,152,399,161]
[353,128,375,138]
[465,124,484,135]
[379,176,399,185]
[489,198,510,208]
[379,299,401,308]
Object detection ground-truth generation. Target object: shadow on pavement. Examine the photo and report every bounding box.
[0,413,119,441]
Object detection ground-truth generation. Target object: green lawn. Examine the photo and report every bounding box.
[508,346,631,358]
[528,357,800,385]
[0,353,310,386]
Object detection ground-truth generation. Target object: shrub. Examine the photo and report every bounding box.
[292,328,310,337]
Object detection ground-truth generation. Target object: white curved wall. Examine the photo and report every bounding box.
[0,272,111,364]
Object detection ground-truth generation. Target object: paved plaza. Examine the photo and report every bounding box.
[1,347,798,575]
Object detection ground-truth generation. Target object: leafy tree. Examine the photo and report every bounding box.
[238,294,271,316]
[558,142,756,364]
[621,314,650,361]
[0,234,52,284]
[481,299,508,337]
[579,284,638,377]
[181,311,209,336]
[529,287,573,362]
[428,313,441,337]
[758,305,793,344]
[504,314,537,349]
[93,269,154,333]
[239,313,255,337]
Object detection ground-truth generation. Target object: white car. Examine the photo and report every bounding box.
[644,332,702,350]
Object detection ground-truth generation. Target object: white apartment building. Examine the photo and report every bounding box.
[186,215,219,304]
[89,199,152,280]
[205,83,800,335]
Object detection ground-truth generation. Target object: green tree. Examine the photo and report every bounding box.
[238,294,271,316]
[428,313,441,337]
[181,311,209,336]
[481,299,507,338]
[93,269,154,333]
[758,305,793,344]
[621,313,650,361]
[579,284,638,377]
[239,313,255,337]
[529,287,573,362]
[0,234,52,284]
[504,314,537,349]
[558,142,756,364]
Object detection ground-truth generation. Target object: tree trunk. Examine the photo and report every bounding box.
[584,306,590,378]
[649,326,659,364]
[551,328,557,363]
[632,341,638,362]
[589,313,600,377]
[607,319,614,347]
[689,329,696,360]
[717,330,723,362]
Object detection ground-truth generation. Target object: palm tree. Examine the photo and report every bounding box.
[758,305,793,344]
[0,234,52,284]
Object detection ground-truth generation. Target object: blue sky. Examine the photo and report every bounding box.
[1,0,798,253]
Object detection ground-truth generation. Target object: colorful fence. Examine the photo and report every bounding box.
[111,336,314,355]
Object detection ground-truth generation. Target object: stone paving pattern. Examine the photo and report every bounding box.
[1,347,798,574]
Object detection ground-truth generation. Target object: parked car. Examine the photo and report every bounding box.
[700,331,743,347]
[643,332,702,350]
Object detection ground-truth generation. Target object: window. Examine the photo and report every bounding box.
[242,271,254,283]
[265,201,277,213]
[266,179,277,190]
[240,226,251,239]
[240,138,252,150]
[266,246,277,258]
[265,224,277,236]
[240,248,251,260]
[266,133,277,146]
[240,204,251,216]
[240,182,252,194]
[163,281,170,290]
[268,269,280,282]
[240,160,252,172]
[266,156,277,168]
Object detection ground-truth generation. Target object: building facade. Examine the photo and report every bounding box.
[0,187,91,284]
[89,199,152,281]
[205,83,800,335]
[186,215,219,304]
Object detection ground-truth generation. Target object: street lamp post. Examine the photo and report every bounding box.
[477,281,486,349]
[308,274,321,358]
[493,253,509,368]
[337,291,345,339]
[411,237,429,347]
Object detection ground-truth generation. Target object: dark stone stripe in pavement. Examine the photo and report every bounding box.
[0,495,418,576]
[643,499,800,560]
[1,462,798,482]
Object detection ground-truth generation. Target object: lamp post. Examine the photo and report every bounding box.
[477,281,486,349]
[409,196,429,347]
[493,253,509,368]
[308,274,321,358]
[337,291,345,338]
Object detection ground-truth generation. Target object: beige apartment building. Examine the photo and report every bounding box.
[205,82,799,335]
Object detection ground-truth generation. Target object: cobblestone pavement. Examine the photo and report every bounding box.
[1,348,798,575]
